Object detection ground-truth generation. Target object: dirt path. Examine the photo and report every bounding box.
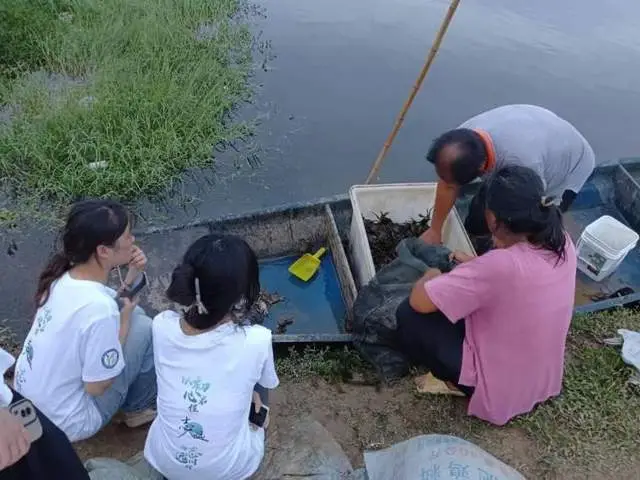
[74,377,640,479]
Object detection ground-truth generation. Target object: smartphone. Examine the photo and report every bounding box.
[249,402,269,428]
[9,399,43,443]
[118,272,148,299]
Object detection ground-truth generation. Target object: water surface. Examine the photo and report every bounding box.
[259,254,347,337]
[137,0,640,226]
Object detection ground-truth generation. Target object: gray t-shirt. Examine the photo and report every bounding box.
[460,104,595,199]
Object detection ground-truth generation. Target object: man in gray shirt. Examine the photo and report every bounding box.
[420,104,595,251]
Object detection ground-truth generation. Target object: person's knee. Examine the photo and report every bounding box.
[396,298,424,338]
[133,305,151,323]
[124,312,153,354]
[395,298,414,327]
[132,310,152,334]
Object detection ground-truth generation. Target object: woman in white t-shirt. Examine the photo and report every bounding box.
[144,234,279,480]
[13,200,157,442]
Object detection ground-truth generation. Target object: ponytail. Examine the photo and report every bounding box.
[527,203,566,264]
[485,166,568,264]
[34,199,130,308]
[35,253,72,307]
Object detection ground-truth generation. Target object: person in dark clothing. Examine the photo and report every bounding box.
[396,299,474,396]
[0,389,89,479]
[464,178,577,254]
[420,105,593,251]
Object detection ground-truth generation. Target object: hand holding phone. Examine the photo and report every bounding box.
[118,272,148,299]
[249,402,269,429]
[249,390,269,429]
[0,399,42,468]
[8,399,42,444]
[0,407,31,469]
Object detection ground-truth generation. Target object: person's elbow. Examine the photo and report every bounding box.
[409,279,438,314]
[84,378,114,397]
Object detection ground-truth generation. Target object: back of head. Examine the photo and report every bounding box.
[426,128,487,185]
[484,165,566,262]
[35,199,130,306]
[166,234,260,330]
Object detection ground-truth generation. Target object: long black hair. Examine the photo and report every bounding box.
[484,165,566,262]
[166,234,260,330]
[426,128,487,185]
[36,200,130,307]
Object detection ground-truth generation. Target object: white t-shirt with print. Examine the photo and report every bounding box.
[0,347,15,407]
[13,273,125,442]
[144,311,279,480]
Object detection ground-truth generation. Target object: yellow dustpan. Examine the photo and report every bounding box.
[288,247,327,281]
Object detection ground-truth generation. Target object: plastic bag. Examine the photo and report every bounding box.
[618,329,640,371]
[85,454,163,480]
[604,328,640,385]
[364,434,525,480]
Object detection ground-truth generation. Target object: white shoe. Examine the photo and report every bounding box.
[114,408,157,428]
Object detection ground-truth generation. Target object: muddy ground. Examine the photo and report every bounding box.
[74,377,639,480]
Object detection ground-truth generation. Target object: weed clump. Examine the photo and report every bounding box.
[276,345,371,383]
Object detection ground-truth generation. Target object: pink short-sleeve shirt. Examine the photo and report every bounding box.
[426,238,577,425]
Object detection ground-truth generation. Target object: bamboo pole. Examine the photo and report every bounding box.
[365,0,462,184]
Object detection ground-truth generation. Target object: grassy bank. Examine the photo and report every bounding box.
[0,0,252,205]
[277,308,640,473]
[516,308,640,469]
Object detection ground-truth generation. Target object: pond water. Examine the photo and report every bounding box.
[136,0,640,226]
[258,255,347,338]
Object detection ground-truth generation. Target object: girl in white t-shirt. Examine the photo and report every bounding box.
[144,234,279,480]
[14,200,157,442]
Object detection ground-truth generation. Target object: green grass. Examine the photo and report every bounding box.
[0,1,66,82]
[517,308,640,467]
[0,208,18,227]
[276,345,372,383]
[0,0,252,206]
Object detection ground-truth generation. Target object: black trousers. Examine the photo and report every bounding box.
[464,182,577,254]
[395,299,474,396]
[0,390,88,480]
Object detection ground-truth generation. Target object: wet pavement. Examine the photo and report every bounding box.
[2,0,640,339]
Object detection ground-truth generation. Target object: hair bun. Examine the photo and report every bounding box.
[166,263,197,306]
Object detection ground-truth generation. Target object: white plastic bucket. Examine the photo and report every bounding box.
[576,215,639,282]
[348,183,475,287]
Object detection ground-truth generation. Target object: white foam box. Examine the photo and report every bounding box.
[349,183,475,287]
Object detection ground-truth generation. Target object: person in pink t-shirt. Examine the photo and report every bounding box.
[396,165,576,425]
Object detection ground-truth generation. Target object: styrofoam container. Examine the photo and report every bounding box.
[349,183,476,286]
[576,215,639,282]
